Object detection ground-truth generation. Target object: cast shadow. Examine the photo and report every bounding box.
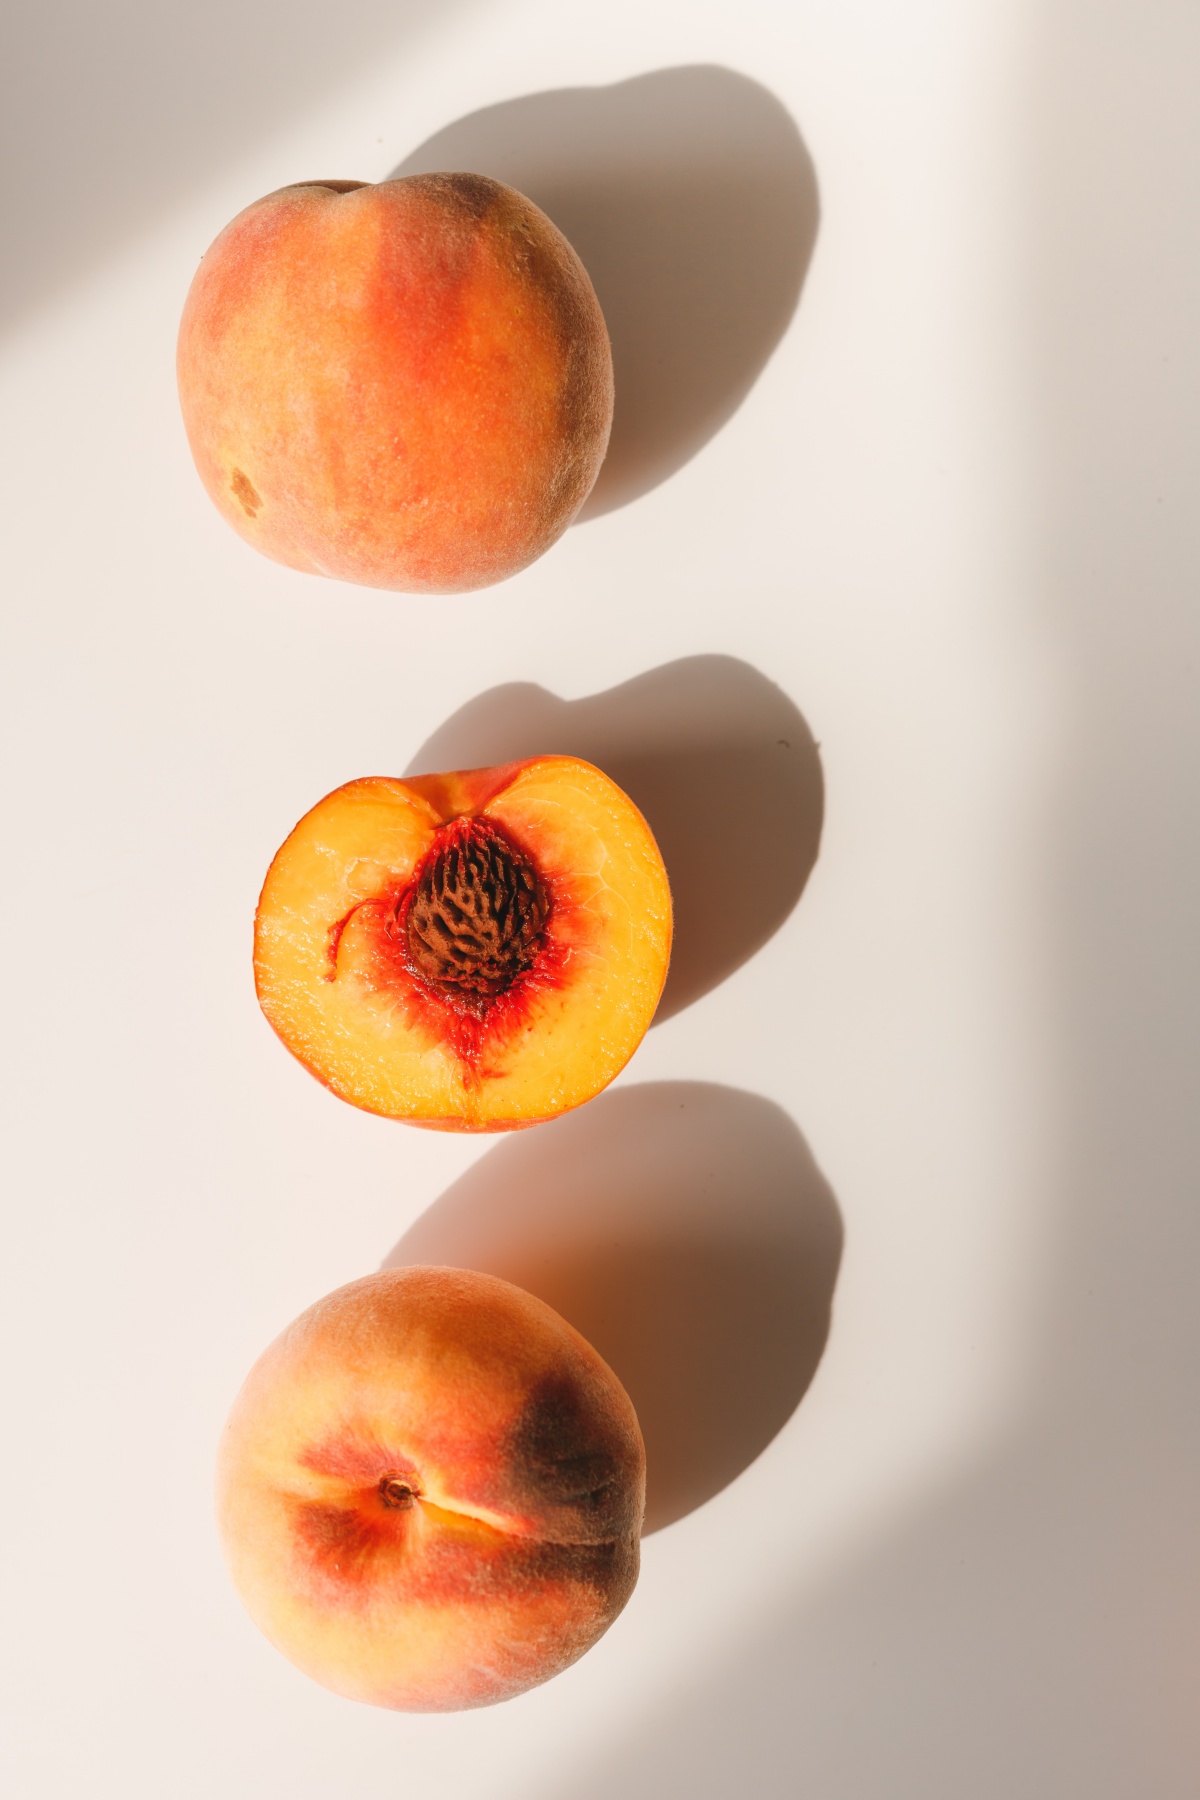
[407,655,823,1021]
[382,1082,842,1533]
[391,66,819,515]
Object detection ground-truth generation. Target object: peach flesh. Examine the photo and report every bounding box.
[176,173,613,592]
[217,1267,645,1710]
[253,756,673,1130]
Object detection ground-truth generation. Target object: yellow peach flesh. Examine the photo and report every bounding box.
[253,756,672,1129]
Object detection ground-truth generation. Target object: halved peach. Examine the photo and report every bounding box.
[254,756,672,1129]
[217,1266,645,1710]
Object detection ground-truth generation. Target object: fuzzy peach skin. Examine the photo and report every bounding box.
[218,1267,645,1711]
[176,174,612,591]
[253,756,673,1130]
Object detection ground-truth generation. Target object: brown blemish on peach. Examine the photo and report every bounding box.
[428,171,502,226]
[230,467,261,516]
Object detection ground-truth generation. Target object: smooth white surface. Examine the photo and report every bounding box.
[2,1,1198,1794]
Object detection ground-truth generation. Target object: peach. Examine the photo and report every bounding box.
[218,1266,645,1710]
[176,174,612,591]
[253,756,672,1130]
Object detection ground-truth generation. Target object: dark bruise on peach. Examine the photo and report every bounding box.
[503,1373,642,1544]
[324,814,574,1075]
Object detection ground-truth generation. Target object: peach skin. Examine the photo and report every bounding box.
[217,1267,645,1710]
[176,174,613,591]
[253,756,673,1130]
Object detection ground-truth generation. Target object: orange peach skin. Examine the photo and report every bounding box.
[218,1267,645,1710]
[177,174,613,591]
[253,756,673,1130]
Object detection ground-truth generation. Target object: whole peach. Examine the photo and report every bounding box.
[177,175,612,591]
[217,1266,645,1710]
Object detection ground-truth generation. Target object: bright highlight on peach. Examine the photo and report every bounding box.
[176,173,613,591]
[218,1267,646,1711]
[254,756,673,1130]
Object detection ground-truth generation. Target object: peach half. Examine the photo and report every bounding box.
[254,756,672,1130]
[218,1267,645,1710]
[176,174,613,591]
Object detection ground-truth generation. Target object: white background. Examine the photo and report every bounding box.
[2,1,1198,1794]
